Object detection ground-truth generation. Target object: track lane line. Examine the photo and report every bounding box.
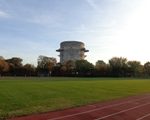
[48,96,150,120]
[136,113,150,120]
[94,102,150,120]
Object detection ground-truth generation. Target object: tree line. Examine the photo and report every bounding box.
[0,55,150,77]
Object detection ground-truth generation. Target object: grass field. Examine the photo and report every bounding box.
[0,77,150,119]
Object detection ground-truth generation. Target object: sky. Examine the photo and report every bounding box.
[0,0,150,65]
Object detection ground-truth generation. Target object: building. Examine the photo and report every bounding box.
[56,41,89,63]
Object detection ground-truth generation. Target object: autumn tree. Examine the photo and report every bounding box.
[6,57,23,76]
[23,64,36,76]
[0,56,4,60]
[52,63,63,76]
[37,55,57,76]
[95,60,108,76]
[60,60,76,76]
[0,59,9,76]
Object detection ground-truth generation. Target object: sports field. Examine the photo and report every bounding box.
[0,77,150,119]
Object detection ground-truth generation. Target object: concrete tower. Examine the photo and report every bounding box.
[56,41,89,63]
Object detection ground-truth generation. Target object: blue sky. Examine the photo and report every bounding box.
[0,0,150,65]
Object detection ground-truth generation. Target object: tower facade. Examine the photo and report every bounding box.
[56,41,89,63]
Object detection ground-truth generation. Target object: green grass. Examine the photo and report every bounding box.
[0,77,150,119]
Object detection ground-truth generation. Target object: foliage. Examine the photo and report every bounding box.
[75,60,94,76]
[127,61,143,77]
[109,57,128,77]
[0,56,150,77]
[23,64,36,76]
[95,60,109,76]
[37,55,57,76]
[6,57,23,76]
[58,60,75,76]
[144,62,150,76]
[0,59,9,76]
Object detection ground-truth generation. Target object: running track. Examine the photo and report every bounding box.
[9,94,150,120]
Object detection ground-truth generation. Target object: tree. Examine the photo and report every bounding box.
[6,57,23,67]
[95,60,108,76]
[62,60,76,75]
[0,59,9,76]
[6,57,23,76]
[52,63,63,76]
[23,64,36,76]
[37,55,57,76]
[127,61,143,77]
[109,57,128,77]
[0,56,4,60]
[75,60,94,76]
[143,62,150,76]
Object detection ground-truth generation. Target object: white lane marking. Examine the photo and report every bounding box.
[48,96,150,120]
[95,102,150,120]
[136,113,150,120]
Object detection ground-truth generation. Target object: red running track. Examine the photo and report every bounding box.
[9,94,150,120]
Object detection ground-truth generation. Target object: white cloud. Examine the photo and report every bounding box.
[0,10,9,18]
[29,15,53,24]
[27,14,62,27]
[85,0,99,10]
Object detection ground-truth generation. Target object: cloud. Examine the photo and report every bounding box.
[85,0,99,10]
[29,15,53,24]
[0,10,9,18]
[26,13,62,27]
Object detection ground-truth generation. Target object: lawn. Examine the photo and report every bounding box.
[0,77,150,119]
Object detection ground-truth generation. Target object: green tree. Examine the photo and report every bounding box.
[143,62,150,76]
[109,57,128,77]
[75,60,94,76]
[127,61,143,77]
